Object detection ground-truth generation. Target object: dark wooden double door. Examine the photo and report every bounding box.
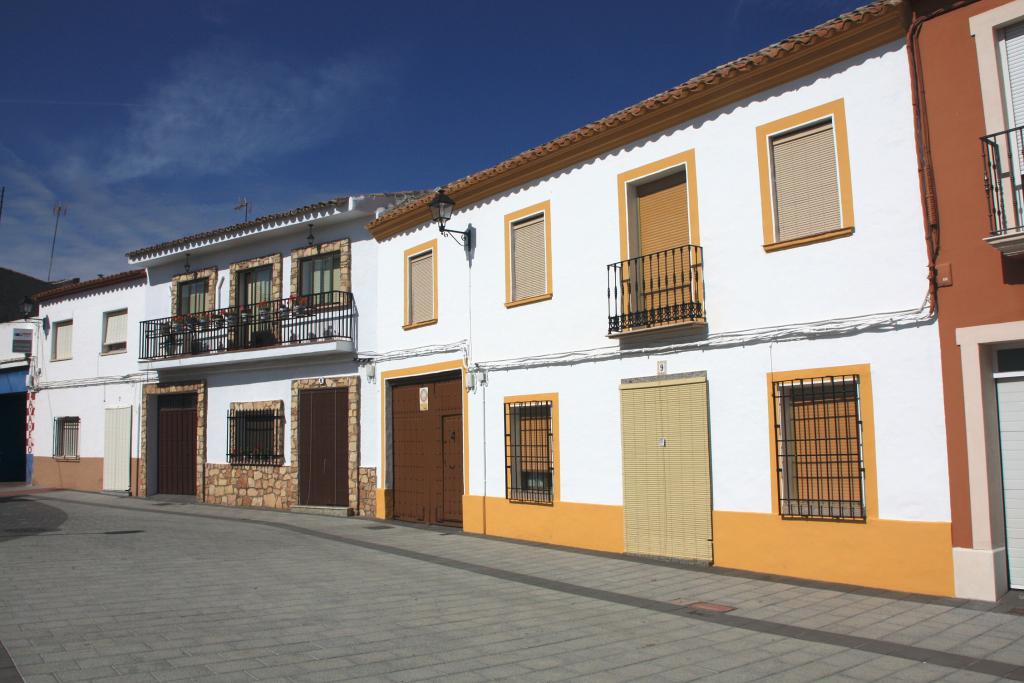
[157,394,197,495]
[391,373,463,526]
[298,388,348,507]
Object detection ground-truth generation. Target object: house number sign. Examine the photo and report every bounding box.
[419,386,429,411]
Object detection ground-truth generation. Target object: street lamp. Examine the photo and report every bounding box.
[19,296,34,320]
[429,189,471,253]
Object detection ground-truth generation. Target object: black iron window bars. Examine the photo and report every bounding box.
[773,374,865,520]
[54,416,80,460]
[227,407,284,466]
[505,400,554,504]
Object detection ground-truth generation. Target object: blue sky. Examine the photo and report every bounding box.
[0,0,864,281]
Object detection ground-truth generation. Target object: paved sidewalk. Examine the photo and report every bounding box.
[1,491,1023,682]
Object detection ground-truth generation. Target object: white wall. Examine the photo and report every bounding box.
[33,281,146,463]
[370,41,951,523]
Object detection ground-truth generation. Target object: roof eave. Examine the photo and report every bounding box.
[366,0,909,241]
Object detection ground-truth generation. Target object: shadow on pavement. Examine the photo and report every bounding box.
[0,497,68,543]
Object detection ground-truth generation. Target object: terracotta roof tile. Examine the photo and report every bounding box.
[127,191,427,261]
[368,0,907,238]
[34,269,147,303]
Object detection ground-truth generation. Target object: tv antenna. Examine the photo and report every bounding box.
[0,187,5,227]
[234,197,252,221]
[48,202,68,282]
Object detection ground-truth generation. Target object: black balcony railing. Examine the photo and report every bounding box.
[607,245,704,334]
[139,291,356,361]
[982,126,1024,237]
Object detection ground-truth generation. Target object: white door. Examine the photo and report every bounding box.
[103,406,132,491]
[997,377,1024,589]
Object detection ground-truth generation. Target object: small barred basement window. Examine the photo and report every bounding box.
[504,400,554,504]
[773,375,865,520]
[54,417,80,460]
[227,406,284,465]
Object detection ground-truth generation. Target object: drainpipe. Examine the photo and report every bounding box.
[906,0,981,314]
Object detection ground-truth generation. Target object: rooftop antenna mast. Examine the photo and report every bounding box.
[0,187,5,227]
[234,197,252,221]
[48,202,68,282]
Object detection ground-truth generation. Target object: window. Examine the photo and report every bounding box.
[772,374,865,520]
[504,400,554,504]
[757,99,854,251]
[227,406,284,465]
[101,309,128,354]
[178,279,208,315]
[54,417,80,459]
[299,252,341,304]
[237,265,273,307]
[52,320,73,360]
[404,240,437,328]
[504,201,552,306]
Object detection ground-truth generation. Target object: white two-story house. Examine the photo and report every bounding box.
[360,1,956,596]
[126,193,417,515]
[31,272,148,493]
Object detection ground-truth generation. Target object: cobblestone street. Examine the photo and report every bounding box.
[2,490,1024,682]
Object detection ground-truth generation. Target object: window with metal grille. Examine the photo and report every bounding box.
[505,400,554,504]
[773,375,865,520]
[227,407,284,465]
[54,417,80,460]
[102,309,128,353]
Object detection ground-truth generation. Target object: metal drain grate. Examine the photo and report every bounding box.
[669,599,736,613]
[363,524,393,530]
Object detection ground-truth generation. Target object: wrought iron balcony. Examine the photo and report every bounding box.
[607,245,705,335]
[981,126,1024,256]
[139,291,356,361]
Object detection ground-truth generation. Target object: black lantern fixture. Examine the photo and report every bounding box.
[19,296,34,319]
[307,223,315,246]
[429,189,471,252]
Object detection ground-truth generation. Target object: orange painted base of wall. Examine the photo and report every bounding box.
[32,456,140,495]
[32,456,103,492]
[462,495,624,553]
[713,511,955,596]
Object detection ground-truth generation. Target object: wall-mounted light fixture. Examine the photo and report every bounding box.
[19,296,34,320]
[430,189,472,254]
[307,223,315,246]
[184,253,192,274]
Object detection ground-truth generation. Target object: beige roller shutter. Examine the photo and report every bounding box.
[636,171,690,257]
[53,321,73,360]
[771,120,841,242]
[408,251,434,324]
[103,310,127,348]
[621,377,712,562]
[103,406,132,492]
[511,215,546,301]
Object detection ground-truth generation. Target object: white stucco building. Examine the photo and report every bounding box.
[361,2,956,595]
[31,271,148,493]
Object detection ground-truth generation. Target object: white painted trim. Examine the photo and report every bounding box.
[970,0,1024,134]
[994,370,1024,379]
[953,546,1009,601]
[139,340,354,371]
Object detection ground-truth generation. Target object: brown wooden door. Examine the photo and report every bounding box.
[441,414,463,524]
[298,388,348,506]
[391,373,463,526]
[157,394,197,495]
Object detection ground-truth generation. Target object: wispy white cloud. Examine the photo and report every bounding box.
[101,44,377,182]
[0,43,381,281]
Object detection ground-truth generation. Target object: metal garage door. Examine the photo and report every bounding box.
[620,375,712,562]
[390,373,463,526]
[103,406,132,492]
[997,376,1024,589]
